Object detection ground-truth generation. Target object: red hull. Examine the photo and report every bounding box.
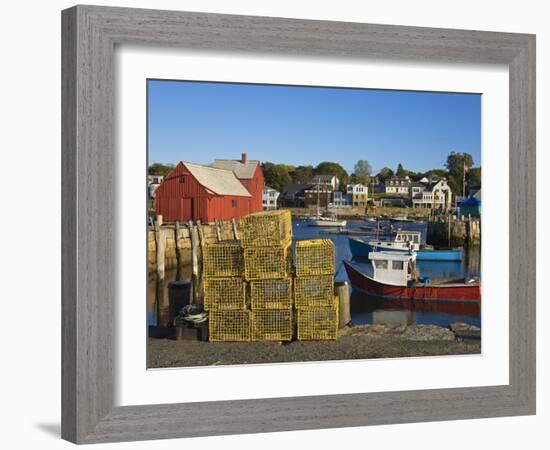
[344,261,481,316]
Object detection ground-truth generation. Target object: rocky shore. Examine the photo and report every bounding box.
[148,323,480,368]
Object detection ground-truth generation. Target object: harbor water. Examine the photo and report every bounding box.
[148,218,481,328]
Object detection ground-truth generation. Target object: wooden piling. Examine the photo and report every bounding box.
[188,220,199,304]
[231,218,240,240]
[155,215,165,280]
[335,281,351,328]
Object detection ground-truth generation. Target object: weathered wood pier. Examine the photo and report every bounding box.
[148,216,241,277]
[426,215,481,247]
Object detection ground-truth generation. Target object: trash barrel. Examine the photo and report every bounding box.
[168,281,192,325]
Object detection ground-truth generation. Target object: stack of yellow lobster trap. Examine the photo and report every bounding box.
[295,239,338,340]
[204,210,338,342]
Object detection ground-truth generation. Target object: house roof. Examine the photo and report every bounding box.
[182,162,251,197]
[282,183,312,196]
[312,174,337,182]
[211,159,260,179]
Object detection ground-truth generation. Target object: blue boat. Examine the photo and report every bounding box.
[348,236,463,261]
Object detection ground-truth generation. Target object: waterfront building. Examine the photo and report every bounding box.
[332,191,352,208]
[385,175,411,195]
[410,178,452,210]
[262,186,280,210]
[280,183,312,207]
[304,185,332,209]
[147,174,164,198]
[310,174,340,191]
[346,184,369,208]
[155,160,262,222]
[212,153,264,212]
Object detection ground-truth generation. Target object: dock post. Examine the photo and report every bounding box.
[188,220,199,304]
[335,280,351,328]
[231,218,240,240]
[155,215,165,280]
[174,221,181,271]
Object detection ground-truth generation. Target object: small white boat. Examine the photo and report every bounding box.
[307,180,347,227]
[307,215,347,227]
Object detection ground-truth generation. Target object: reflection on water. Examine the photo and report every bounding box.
[148,218,481,328]
[148,265,192,326]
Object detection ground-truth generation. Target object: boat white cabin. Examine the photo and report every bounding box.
[369,230,421,252]
[368,251,416,287]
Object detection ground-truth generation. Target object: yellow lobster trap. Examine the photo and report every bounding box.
[244,242,292,280]
[208,310,250,342]
[251,309,293,341]
[203,241,243,278]
[203,277,246,311]
[297,297,338,341]
[294,275,334,309]
[250,278,293,310]
[295,239,335,277]
[240,210,292,248]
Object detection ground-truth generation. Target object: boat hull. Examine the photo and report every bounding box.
[308,219,347,227]
[348,237,463,261]
[343,261,480,316]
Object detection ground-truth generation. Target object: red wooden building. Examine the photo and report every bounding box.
[212,154,264,212]
[155,158,263,223]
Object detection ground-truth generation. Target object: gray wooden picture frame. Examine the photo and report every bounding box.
[62,5,536,444]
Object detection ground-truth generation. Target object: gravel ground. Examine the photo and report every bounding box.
[147,324,481,368]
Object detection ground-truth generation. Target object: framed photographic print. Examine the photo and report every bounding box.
[62,5,536,444]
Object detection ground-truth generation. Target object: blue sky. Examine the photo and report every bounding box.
[147,80,481,174]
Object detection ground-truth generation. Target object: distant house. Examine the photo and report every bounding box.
[311,174,339,191]
[385,176,411,195]
[147,174,164,198]
[410,178,452,210]
[332,191,352,208]
[346,184,369,208]
[155,161,257,222]
[262,186,280,210]
[212,153,264,212]
[304,185,332,209]
[280,183,311,207]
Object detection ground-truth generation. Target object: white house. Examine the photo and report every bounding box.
[147,174,164,198]
[410,179,452,210]
[332,191,352,208]
[346,184,369,208]
[385,176,411,195]
[311,174,339,191]
[262,186,280,210]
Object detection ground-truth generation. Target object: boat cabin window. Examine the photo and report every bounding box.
[392,260,404,270]
[374,259,388,269]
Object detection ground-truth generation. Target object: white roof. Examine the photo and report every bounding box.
[212,159,259,179]
[182,162,251,197]
[369,251,416,262]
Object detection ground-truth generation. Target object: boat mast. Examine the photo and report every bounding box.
[316,177,320,217]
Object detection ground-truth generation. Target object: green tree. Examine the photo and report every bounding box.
[423,169,447,180]
[377,167,394,183]
[445,152,474,178]
[291,165,314,184]
[396,163,407,177]
[148,162,175,177]
[314,161,349,188]
[468,167,481,188]
[261,162,292,193]
[445,151,475,197]
[354,160,372,179]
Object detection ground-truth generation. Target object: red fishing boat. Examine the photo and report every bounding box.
[343,252,480,316]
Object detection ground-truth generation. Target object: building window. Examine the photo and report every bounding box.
[178,176,185,183]
[231,199,237,208]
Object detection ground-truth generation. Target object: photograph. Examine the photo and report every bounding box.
[146,79,482,368]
